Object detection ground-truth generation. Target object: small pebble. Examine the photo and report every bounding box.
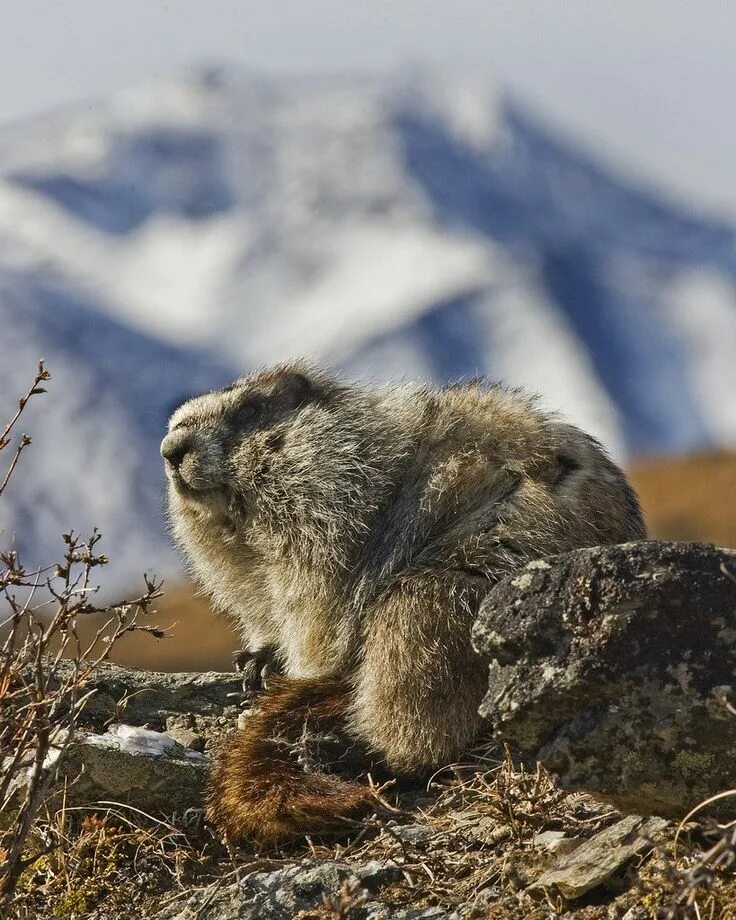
[164,727,205,752]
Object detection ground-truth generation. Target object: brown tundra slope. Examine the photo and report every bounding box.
[628,449,736,548]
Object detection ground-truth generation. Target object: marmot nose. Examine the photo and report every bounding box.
[160,430,192,469]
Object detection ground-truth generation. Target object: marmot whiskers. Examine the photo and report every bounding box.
[162,363,645,842]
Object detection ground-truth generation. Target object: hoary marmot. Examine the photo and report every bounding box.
[162,363,645,842]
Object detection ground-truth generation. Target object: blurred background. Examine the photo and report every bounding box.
[1,1,735,669]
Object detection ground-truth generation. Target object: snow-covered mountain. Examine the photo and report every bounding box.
[2,66,736,584]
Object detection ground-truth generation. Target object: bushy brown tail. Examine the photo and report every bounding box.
[205,676,380,844]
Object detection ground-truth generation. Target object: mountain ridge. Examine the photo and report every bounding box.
[1,66,735,583]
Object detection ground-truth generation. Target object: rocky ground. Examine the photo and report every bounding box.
[7,541,736,919]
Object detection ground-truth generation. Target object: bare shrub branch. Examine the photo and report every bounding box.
[0,360,50,498]
[0,362,162,908]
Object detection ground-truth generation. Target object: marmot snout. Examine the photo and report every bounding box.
[161,368,322,515]
[164,362,646,842]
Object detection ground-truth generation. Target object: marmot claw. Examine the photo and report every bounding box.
[233,646,279,696]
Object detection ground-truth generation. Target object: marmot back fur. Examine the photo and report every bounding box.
[162,363,645,842]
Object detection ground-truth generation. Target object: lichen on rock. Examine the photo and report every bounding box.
[473,540,736,817]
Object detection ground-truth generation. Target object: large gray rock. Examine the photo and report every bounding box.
[5,724,210,822]
[472,541,736,817]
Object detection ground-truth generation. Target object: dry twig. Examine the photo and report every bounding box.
[0,362,163,908]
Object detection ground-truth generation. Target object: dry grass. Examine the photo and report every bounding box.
[187,743,734,919]
[8,807,219,920]
[297,746,622,917]
[636,819,736,920]
[5,729,736,919]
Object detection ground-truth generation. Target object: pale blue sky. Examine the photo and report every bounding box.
[2,1,735,215]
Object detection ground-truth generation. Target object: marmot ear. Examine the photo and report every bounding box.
[279,370,322,409]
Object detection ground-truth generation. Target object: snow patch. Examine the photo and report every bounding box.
[86,724,207,761]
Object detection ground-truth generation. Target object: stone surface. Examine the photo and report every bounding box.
[151,859,434,920]
[7,724,210,821]
[530,815,669,900]
[532,830,581,856]
[472,540,736,817]
[164,725,206,751]
[52,660,245,729]
[389,823,435,845]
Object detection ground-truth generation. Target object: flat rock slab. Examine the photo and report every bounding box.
[530,815,669,900]
[6,725,210,822]
[472,541,736,817]
[52,660,244,729]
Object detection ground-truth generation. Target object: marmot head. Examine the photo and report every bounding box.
[161,363,339,521]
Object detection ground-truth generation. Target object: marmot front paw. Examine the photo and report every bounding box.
[232,646,280,695]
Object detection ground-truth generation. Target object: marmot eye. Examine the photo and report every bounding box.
[233,401,262,425]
